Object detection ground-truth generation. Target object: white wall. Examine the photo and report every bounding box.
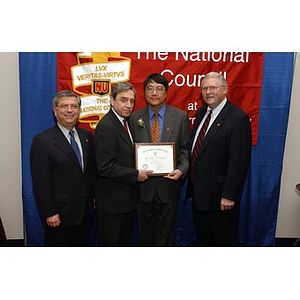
[0,52,299,241]
[0,52,23,239]
[276,53,300,237]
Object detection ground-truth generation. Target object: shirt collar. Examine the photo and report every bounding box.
[57,122,77,137]
[112,107,125,123]
[209,98,227,115]
[149,104,166,119]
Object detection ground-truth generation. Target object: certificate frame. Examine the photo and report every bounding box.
[135,142,176,176]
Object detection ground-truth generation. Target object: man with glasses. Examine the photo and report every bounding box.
[129,73,190,246]
[30,90,97,246]
[188,72,252,246]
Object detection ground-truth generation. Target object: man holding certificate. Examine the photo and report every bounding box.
[94,82,151,246]
[129,73,190,246]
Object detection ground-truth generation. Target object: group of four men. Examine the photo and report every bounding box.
[30,72,252,247]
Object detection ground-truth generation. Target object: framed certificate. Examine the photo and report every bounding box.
[135,142,176,176]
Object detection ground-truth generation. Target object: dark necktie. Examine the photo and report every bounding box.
[123,118,129,135]
[151,112,160,142]
[190,110,212,182]
[123,118,133,144]
[69,130,82,169]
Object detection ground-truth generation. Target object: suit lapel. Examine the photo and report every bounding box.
[143,108,151,140]
[136,105,176,142]
[191,107,207,143]
[134,107,151,142]
[109,110,134,151]
[198,102,230,155]
[52,125,82,171]
[77,127,89,171]
[161,105,175,141]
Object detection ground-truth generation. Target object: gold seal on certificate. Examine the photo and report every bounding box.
[135,143,176,176]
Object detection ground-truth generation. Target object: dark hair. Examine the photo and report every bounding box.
[110,82,136,99]
[52,90,81,107]
[143,73,169,91]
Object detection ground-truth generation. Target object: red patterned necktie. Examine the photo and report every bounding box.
[123,118,129,135]
[151,112,160,142]
[123,118,133,144]
[190,110,212,182]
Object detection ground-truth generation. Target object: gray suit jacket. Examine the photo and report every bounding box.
[129,105,190,203]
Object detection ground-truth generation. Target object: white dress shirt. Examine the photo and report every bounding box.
[57,122,84,169]
[191,98,227,152]
[112,108,133,144]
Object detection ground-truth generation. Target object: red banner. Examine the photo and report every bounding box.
[57,52,264,144]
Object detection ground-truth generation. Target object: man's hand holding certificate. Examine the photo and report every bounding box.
[135,143,176,176]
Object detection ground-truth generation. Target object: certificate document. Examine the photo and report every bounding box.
[135,143,176,176]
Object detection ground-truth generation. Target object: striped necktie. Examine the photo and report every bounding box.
[190,110,212,182]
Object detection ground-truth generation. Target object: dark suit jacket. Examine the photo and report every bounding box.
[129,105,191,203]
[188,100,252,211]
[30,124,96,226]
[94,109,139,214]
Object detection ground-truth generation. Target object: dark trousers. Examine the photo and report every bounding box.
[193,203,240,247]
[45,208,92,247]
[137,192,178,246]
[96,209,135,246]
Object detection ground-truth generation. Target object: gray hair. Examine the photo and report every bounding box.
[110,82,136,100]
[52,90,81,108]
[201,72,227,87]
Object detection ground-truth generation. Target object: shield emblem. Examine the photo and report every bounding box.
[92,80,111,96]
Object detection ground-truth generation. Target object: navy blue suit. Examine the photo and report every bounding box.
[94,109,139,246]
[30,124,96,246]
[188,100,252,246]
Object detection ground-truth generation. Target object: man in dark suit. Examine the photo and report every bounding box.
[30,90,96,246]
[189,72,252,246]
[129,73,190,246]
[94,82,150,246]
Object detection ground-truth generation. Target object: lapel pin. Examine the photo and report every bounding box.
[217,123,221,127]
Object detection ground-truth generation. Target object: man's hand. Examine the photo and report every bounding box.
[164,169,183,181]
[220,198,235,211]
[46,214,61,227]
[137,169,153,182]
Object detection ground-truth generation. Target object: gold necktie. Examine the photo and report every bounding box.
[151,112,160,142]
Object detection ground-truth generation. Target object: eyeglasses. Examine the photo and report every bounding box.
[56,104,80,110]
[201,86,224,93]
[145,86,166,93]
